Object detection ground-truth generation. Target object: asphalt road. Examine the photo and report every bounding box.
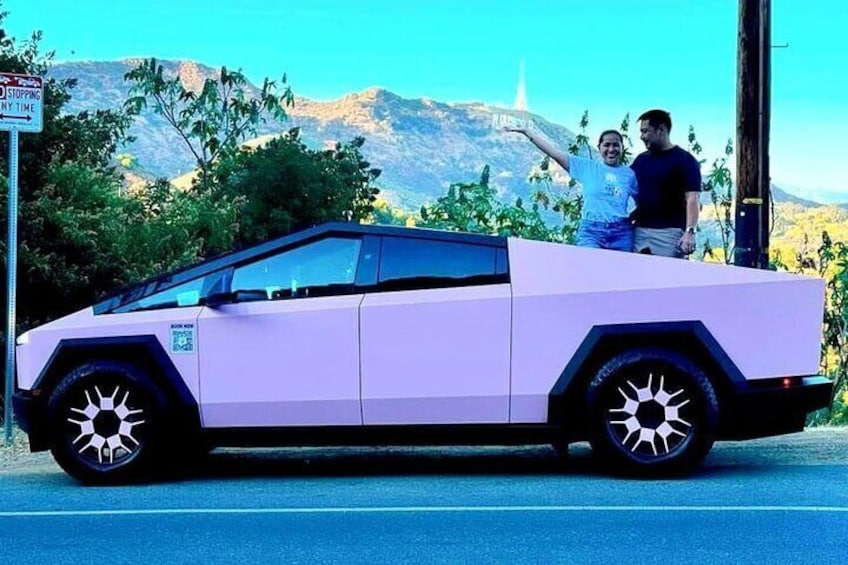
[1,433,847,564]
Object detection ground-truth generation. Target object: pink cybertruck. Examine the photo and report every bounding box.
[13,222,832,484]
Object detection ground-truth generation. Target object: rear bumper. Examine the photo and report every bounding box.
[719,375,834,440]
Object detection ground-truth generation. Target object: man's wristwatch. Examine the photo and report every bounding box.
[685,226,696,235]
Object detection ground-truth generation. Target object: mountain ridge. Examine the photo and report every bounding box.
[46,58,831,210]
[49,59,586,207]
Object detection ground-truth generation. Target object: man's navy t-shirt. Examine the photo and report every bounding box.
[630,146,701,229]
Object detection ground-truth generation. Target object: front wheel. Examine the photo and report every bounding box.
[586,348,719,476]
[47,361,165,485]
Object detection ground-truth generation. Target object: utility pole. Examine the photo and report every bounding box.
[734,0,771,269]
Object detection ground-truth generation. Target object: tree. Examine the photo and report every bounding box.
[209,129,380,248]
[0,10,138,325]
[687,128,735,264]
[366,197,412,226]
[114,178,242,281]
[782,232,848,425]
[122,58,378,257]
[7,163,135,326]
[123,58,294,191]
[416,111,607,241]
[418,164,581,243]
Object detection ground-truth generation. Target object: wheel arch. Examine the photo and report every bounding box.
[27,336,200,450]
[547,321,744,437]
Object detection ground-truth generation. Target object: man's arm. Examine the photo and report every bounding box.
[679,150,703,254]
[678,193,700,255]
[504,126,571,171]
[685,191,700,229]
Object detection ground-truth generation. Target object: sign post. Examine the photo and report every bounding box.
[1,72,43,444]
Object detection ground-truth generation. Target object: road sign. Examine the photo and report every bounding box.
[1,72,42,441]
[0,72,43,133]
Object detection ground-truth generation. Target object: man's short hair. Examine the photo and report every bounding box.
[638,109,672,132]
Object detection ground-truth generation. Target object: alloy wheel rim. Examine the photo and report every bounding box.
[66,385,146,466]
[606,372,693,458]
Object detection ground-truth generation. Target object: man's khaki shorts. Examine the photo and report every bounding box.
[634,227,685,258]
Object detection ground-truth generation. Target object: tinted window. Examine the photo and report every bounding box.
[379,237,499,285]
[232,237,361,299]
[112,272,225,313]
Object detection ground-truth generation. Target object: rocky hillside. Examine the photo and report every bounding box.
[48,59,583,208]
[47,58,830,214]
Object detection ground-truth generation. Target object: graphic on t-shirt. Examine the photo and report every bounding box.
[604,173,621,197]
[569,156,636,222]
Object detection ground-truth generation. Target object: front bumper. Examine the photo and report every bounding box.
[719,375,834,440]
[12,390,49,451]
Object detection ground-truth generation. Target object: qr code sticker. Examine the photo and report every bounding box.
[170,324,195,354]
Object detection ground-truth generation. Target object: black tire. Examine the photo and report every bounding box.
[47,360,167,485]
[586,348,719,476]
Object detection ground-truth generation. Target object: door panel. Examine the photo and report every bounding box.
[360,284,511,425]
[198,295,363,427]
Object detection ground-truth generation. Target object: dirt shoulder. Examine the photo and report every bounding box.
[0,430,56,474]
[705,425,848,466]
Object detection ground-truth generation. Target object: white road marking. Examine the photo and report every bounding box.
[2,505,848,518]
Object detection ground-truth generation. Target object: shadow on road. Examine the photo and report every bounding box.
[171,443,783,483]
[10,431,844,485]
[192,445,583,479]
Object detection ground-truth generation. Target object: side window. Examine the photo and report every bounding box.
[113,272,226,313]
[378,237,503,289]
[231,237,362,299]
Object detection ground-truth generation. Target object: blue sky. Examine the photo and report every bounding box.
[3,0,846,196]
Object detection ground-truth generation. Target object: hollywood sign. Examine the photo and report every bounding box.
[491,113,537,130]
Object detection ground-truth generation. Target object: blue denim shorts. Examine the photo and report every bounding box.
[576,219,634,252]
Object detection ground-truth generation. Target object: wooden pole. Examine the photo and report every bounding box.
[734,0,771,268]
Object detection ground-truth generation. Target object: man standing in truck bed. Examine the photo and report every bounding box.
[630,109,702,258]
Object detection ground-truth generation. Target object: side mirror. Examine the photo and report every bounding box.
[203,289,269,308]
[203,291,236,308]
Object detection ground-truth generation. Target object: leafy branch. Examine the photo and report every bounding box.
[123,58,295,191]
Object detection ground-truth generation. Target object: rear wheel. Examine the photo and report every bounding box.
[47,361,166,485]
[587,348,718,475]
